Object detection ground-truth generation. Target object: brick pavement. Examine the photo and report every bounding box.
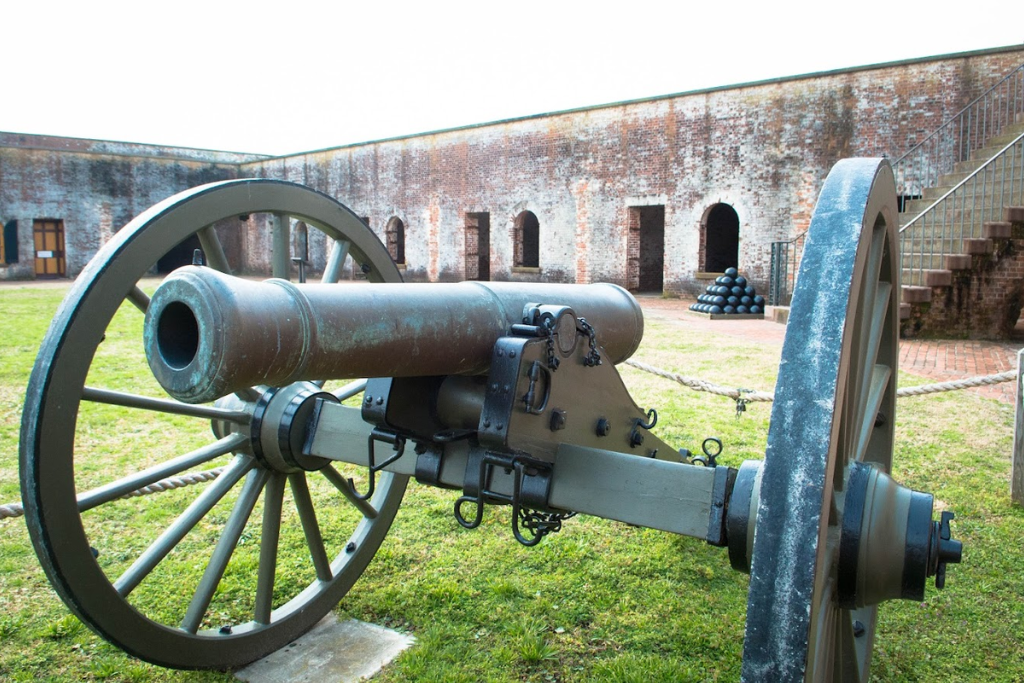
[635,296,1022,404]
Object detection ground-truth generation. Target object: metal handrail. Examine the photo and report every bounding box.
[893,63,1024,198]
[899,131,1024,285]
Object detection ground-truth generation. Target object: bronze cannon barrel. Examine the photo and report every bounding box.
[144,266,645,404]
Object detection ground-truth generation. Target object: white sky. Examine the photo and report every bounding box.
[3,1,1022,157]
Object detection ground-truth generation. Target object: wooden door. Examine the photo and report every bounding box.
[33,219,66,278]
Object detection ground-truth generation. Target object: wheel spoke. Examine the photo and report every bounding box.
[114,455,254,597]
[320,465,379,519]
[332,379,368,401]
[181,467,269,634]
[78,433,248,512]
[850,281,891,447]
[272,213,291,279]
[127,285,150,313]
[198,225,232,273]
[289,473,333,582]
[82,386,251,424]
[322,239,351,284]
[852,365,892,466]
[254,473,286,624]
[835,608,872,681]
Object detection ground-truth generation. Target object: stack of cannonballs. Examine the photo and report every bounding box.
[689,267,765,316]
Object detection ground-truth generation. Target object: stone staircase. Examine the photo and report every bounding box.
[898,115,1024,339]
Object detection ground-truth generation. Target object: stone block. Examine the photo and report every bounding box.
[944,254,972,270]
[924,269,952,287]
[901,285,931,303]
[1006,206,1024,223]
[963,238,993,255]
[983,221,1012,239]
[899,302,911,320]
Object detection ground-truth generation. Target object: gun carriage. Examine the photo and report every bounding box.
[20,158,961,680]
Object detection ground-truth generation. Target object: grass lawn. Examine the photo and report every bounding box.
[0,282,1022,682]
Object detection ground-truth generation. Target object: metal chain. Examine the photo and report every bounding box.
[577,318,602,367]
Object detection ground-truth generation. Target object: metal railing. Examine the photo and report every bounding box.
[900,131,1024,285]
[893,63,1024,198]
[768,230,807,306]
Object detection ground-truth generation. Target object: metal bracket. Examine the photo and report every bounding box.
[453,450,560,546]
[350,428,406,501]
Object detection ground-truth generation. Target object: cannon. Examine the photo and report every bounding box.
[20,158,962,680]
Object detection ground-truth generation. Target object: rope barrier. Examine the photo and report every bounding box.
[1,366,1017,522]
[0,467,224,521]
[625,359,1017,405]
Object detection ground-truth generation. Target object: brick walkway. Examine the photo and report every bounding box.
[635,296,1022,404]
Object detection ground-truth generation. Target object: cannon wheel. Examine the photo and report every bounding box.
[20,179,408,669]
[742,159,899,681]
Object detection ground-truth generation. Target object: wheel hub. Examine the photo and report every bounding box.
[250,383,338,473]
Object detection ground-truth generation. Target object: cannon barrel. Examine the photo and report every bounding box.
[143,266,644,404]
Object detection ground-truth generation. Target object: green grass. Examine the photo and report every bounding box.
[1,283,1022,681]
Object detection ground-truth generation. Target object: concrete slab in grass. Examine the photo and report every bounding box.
[236,615,414,683]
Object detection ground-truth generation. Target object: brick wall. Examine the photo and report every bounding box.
[0,133,259,279]
[240,47,1024,294]
[2,46,1022,287]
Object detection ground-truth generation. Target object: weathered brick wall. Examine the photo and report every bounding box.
[239,46,1024,294]
[0,133,258,279]
[2,46,1022,289]
[903,219,1024,339]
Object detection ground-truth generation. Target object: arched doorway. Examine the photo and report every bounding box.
[704,203,739,273]
[385,217,406,265]
[513,210,540,268]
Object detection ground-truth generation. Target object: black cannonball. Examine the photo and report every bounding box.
[744,286,756,297]
[735,276,747,287]
[731,286,744,296]
[750,305,762,314]
[713,295,727,306]
[740,296,753,306]
[710,305,723,315]
[727,296,739,306]
[689,303,699,311]
[723,305,736,314]
[725,267,739,278]
[753,295,765,306]
[737,305,749,314]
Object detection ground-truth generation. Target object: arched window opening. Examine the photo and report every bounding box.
[704,203,740,273]
[386,217,405,265]
[513,210,539,268]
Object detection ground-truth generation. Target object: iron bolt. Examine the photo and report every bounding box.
[550,408,567,431]
[596,418,610,436]
[346,541,357,553]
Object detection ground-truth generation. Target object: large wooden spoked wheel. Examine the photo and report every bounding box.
[20,180,408,669]
[742,158,899,681]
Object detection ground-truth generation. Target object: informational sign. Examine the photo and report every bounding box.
[37,250,54,258]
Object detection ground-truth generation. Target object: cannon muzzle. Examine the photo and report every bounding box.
[144,266,644,403]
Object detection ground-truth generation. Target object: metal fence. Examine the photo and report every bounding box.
[768,231,806,306]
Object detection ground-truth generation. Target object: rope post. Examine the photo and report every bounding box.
[1013,349,1024,506]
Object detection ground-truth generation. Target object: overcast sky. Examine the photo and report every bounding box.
[3,1,1022,157]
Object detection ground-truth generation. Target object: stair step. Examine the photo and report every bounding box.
[923,269,953,286]
[963,237,993,254]
[1006,206,1024,223]
[899,303,911,320]
[983,221,1012,239]
[945,254,972,270]
[902,286,932,303]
